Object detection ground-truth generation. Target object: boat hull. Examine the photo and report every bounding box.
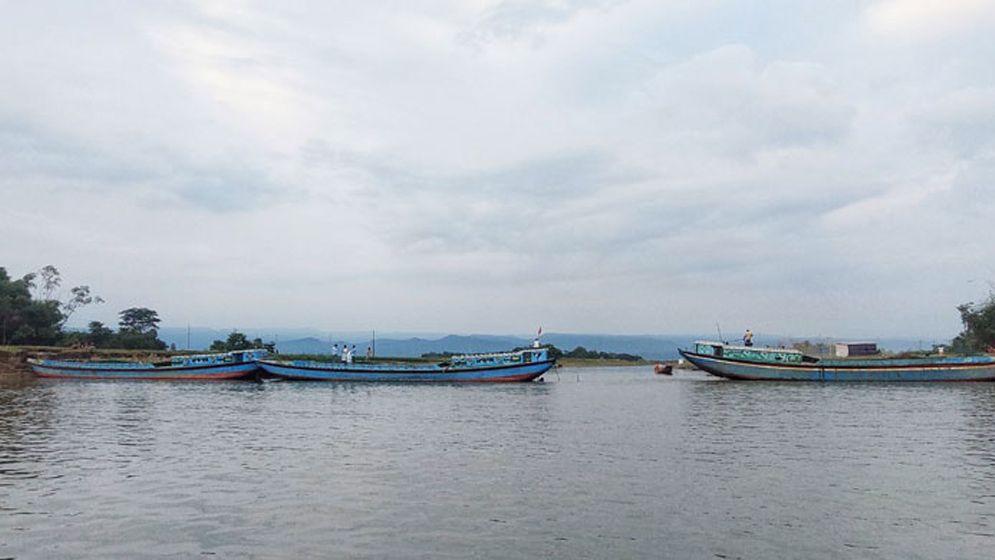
[29,362,261,381]
[678,350,995,382]
[260,359,555,382]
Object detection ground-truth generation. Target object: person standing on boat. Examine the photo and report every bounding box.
[743,329,754,347]
[341,344,349,364]
[332,343,339,359]
[350,345,356,364]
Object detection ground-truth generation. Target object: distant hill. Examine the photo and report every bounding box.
[271,333,686,360]
[157,328,943,360]
[276,337,328,355]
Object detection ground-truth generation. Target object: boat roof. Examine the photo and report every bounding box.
[694,340,803,355]
[452,347,545,360]
[176,349,266,359]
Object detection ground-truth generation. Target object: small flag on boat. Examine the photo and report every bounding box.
[537,326,542,337]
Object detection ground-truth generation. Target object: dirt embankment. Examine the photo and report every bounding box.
[0,348,34,377]
[0,347,172,378]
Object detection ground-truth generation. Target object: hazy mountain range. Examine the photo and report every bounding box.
[157,328,945,360]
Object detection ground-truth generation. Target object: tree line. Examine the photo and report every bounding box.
[1,265,277,352]
[950,293,995,353]
[549,345,643,362]
[1,265,167,350]
[7,264,995,355]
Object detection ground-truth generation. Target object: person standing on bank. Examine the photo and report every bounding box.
[743,329,754,347]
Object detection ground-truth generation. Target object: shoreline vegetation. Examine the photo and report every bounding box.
[6,264,995,377]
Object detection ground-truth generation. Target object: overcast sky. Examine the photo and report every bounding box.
[2,0,994,339]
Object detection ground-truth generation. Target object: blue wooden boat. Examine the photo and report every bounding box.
[260,348,555,382]
[679,341,995,382]
[28,350,268,381]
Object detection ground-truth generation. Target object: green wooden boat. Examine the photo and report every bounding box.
[679,341,995,381]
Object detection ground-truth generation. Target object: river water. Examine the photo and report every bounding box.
[2,367,994,559]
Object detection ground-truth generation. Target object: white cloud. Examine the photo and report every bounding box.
[864,0,995,42]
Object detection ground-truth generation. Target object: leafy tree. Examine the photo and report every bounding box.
[115,307,166,350]
[119,307,161,334]
[86,321,115,348]
[950,293,995,353]
[8,300,63,345]
[0,268,64,345]
[37,265,61,301]
[28,265,103,328]
[114,330,167,350]
[210,331,275,352]
[61,285,103,328]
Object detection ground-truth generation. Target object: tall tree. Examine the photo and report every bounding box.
[118,307,161,334]
[86,321,115,348]
[61,285,103,328]
[950,293,995,353]
[37,265,61,301]
[1,267,64,346]
[115,307,166,350]
[28,266,104,327]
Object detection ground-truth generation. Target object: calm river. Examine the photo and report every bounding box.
[2,368,994,559]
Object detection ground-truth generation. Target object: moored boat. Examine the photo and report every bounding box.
[260,347,555,382]
[28,350,267,381]
[679,341,995,382]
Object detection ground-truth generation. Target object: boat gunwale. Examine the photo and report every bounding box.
[31,369,259,381]
[259,358,557,375]
[27,358,263,374]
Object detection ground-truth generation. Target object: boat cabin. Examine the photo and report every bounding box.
[171,349,268,367]
[449,348,549,368]
[693,341,805,363]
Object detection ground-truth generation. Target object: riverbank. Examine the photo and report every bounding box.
[0,346,180,377]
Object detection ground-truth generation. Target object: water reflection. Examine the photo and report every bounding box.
[1,371,993,559]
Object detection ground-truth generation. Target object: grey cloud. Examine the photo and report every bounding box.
[464,0,625,44]
[637,46,856,155]
[914,87,995,157]
[315,149,650,254]
[0,116,279,212]
[0,118,156,187]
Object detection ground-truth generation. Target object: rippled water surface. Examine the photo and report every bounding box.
[2,368,995,558]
